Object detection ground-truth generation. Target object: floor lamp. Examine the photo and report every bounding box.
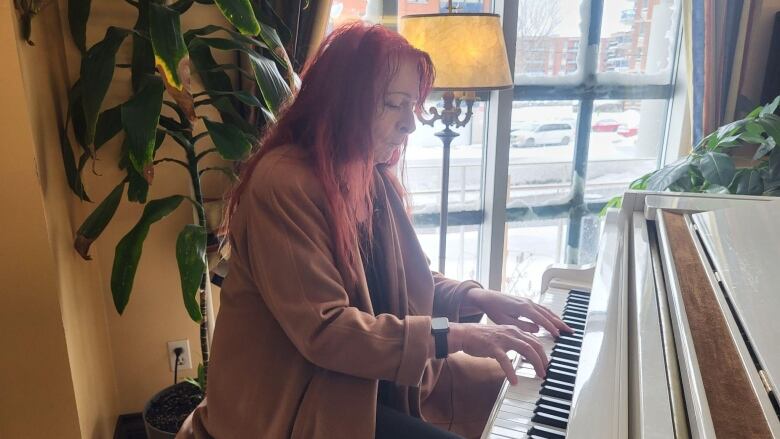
[400,9,512,274]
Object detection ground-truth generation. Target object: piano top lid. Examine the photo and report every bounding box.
[692,200,780,395]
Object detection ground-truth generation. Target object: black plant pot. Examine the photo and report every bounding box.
[143,381,204,439]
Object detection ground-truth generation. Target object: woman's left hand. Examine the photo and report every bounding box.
[464,288,573,338]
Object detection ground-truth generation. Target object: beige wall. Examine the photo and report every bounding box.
[2,0,231,436]
[1,2,90,438]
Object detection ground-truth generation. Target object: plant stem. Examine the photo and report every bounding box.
[184,136,211,390]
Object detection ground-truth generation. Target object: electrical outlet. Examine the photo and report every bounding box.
[167,339,192,371]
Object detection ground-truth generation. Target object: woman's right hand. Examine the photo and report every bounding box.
[447,322,548,385]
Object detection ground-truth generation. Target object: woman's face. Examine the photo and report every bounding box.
[371,59,420,163]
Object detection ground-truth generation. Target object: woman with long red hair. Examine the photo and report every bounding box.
[177,22,570,439]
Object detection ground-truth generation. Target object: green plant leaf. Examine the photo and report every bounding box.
[212,96,258,137]
[122,77,165,184]
[753,137,776,161]
[188,42,259,136]
[204,119,252,160]
[770,148,780,180]
[184,24,264,47]
[257,21,290,69]
[94,104,123,150]
[646,159,691,191]
[59,128,91,201]
[704,184,730,194]
[170,0,196,13]
[149,3,195,121]
[189,36,260,55]
[67,80,89,149]
[121,130,165,201]
[68,0,92,54]
[599,196,622,217]
[200,89,263,107]
[699,152,736,187]
[629,172,652,190]
[111,195,184,314]
[733,169,764,195]
[757,116,780,147]
[74,180,125,259]
[248,54,290,114]
[131,1,156,93]
[761,95,780,116]
[747,105,764,119]
[254,0,292,46]
[213,0,261,36]
[80,26,131,146]
[127,166,149,203]
[176,224,206,322]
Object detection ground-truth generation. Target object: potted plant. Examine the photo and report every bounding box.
[604,95,780,209]
[60,0,294,436]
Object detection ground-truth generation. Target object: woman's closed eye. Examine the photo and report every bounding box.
[384,99,416,111]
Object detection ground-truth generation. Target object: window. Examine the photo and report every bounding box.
[325,0,682,294]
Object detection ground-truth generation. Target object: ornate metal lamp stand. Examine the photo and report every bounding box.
[417,91,476,273]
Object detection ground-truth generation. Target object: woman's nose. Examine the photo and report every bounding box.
[398,107,416,135]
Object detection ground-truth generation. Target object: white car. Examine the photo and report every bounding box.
[510,122,573,147]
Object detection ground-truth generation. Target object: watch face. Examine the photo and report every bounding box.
[431,317,449,332]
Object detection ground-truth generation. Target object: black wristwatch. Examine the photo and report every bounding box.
[431,317,449,359]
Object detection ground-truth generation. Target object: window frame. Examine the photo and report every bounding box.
[407,0,683,289]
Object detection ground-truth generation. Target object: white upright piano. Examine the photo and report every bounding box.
[482,191,780,439]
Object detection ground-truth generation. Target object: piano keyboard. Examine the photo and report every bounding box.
[486,288,591,439]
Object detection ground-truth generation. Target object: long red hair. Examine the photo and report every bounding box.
[224,22,435,286]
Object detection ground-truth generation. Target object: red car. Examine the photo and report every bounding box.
[592,119,620,132]
[617,124,638,137]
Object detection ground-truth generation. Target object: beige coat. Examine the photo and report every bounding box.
[176,145,504,439]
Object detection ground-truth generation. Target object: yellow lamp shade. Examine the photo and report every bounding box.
[399,13,512,91]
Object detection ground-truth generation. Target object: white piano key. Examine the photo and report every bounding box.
[493,417,531,433]
[491,424,529,438]
[496,409,533,426]
[484,287,591,439]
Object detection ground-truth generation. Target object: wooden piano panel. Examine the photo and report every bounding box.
[663,212,772,438]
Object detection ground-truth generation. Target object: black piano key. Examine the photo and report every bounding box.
[533,403,570,418]
[557,336,582,348]
[565,298,589,306]
[554,344,581,356]
[562,316,586,327]
[536,397,571,411]
[528,427,566,439]
[566,298,588,305]
[546,369,576,384]
[563,313,587,322]
[531,412,568,430]
[543,378,574,391]
[549,360,578,372]
[553,344,580,355]
[551,350,579,363]
[569,290,590,298]
[563,307,588,317]
[566,294,589,303]
[540,386,573,401]
[564,304,588,313]
[565,300,588,310]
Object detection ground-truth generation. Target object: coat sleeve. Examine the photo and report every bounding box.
[431,272,484,322]
[242,173,433,387]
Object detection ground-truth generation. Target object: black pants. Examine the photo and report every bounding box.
[375,404,464,439]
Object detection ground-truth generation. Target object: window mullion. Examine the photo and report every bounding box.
[565,0,605,264]
[478,0,518,290]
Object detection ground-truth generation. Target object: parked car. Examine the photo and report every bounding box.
[617,124,638,137]
[592,118,621,132]
[510,122,573,147]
